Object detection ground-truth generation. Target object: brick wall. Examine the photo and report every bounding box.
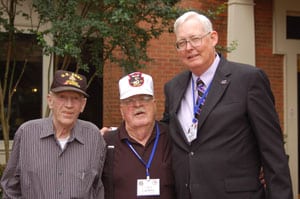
[255,0,284,126]
[102,0,283,128]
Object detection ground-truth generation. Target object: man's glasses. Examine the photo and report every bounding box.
[121,95,153,106]
[175,32,211,51]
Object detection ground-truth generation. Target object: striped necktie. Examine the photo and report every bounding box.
[196,77,205,115]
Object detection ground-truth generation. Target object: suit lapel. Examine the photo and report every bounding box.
[171,71,193,148]
[172,71,191,114]
[197,58,231,131]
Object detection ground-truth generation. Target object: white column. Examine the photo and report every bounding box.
[227,0,255,65]
[42,33,54,118]
[42,54,53,117]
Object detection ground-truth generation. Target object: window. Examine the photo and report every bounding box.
[286,13,300,39]
[0,33,42,139]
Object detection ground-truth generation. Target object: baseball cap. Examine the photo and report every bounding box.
[50,70,89,97]
[119,72,154,100]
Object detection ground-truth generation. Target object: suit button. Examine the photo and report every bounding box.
[190,151,194,156]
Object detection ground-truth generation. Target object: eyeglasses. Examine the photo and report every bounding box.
[121,95,153,106]
[175,32,211,51]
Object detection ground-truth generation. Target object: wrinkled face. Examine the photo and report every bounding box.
[47,91,86,129]
[175,18,218,75]
[120,94,156,129]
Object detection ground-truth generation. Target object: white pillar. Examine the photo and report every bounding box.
[42,53,53,117]
[227,0,255,65]
[42,33,54,117]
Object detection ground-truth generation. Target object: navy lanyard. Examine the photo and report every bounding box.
[192,79,211,116]
[125,122,160,179]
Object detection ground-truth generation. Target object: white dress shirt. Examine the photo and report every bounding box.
[177,54,220,141]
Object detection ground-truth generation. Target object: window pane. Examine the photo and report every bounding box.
[0,33,42,139]
[286,15,300,39]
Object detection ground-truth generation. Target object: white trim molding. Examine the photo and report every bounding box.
[273,0,300,197]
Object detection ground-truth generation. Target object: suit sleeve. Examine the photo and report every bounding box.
[247,69,293,199]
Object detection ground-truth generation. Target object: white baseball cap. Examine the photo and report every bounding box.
[119,72,154,100]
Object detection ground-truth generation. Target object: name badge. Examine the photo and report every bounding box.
[137,178,160,196]
[186,118,198,142]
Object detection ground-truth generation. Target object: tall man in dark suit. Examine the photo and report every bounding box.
[162,11,293,199]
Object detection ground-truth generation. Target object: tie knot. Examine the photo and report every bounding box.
[196,78,204,87]
[196,78,205,98]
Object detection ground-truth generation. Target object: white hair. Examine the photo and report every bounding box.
[174,11,213,35]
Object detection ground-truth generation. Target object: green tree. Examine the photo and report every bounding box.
[33,0,184,73]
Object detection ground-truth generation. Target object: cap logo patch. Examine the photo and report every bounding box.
[61,72,82,88]
[128,72,144,87]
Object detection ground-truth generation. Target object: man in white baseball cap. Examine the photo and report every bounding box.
[102,72,175,199]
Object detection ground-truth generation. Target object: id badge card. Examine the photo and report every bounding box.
[137,178,160,196]
[186,118,198,142]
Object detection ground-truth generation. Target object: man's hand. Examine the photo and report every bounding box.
[100,127,118,135]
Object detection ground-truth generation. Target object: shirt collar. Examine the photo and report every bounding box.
[40,117,84,145]
[119,121,158,146]
[192,53,220,86]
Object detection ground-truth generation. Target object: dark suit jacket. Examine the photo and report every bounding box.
[162,56,293,199]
